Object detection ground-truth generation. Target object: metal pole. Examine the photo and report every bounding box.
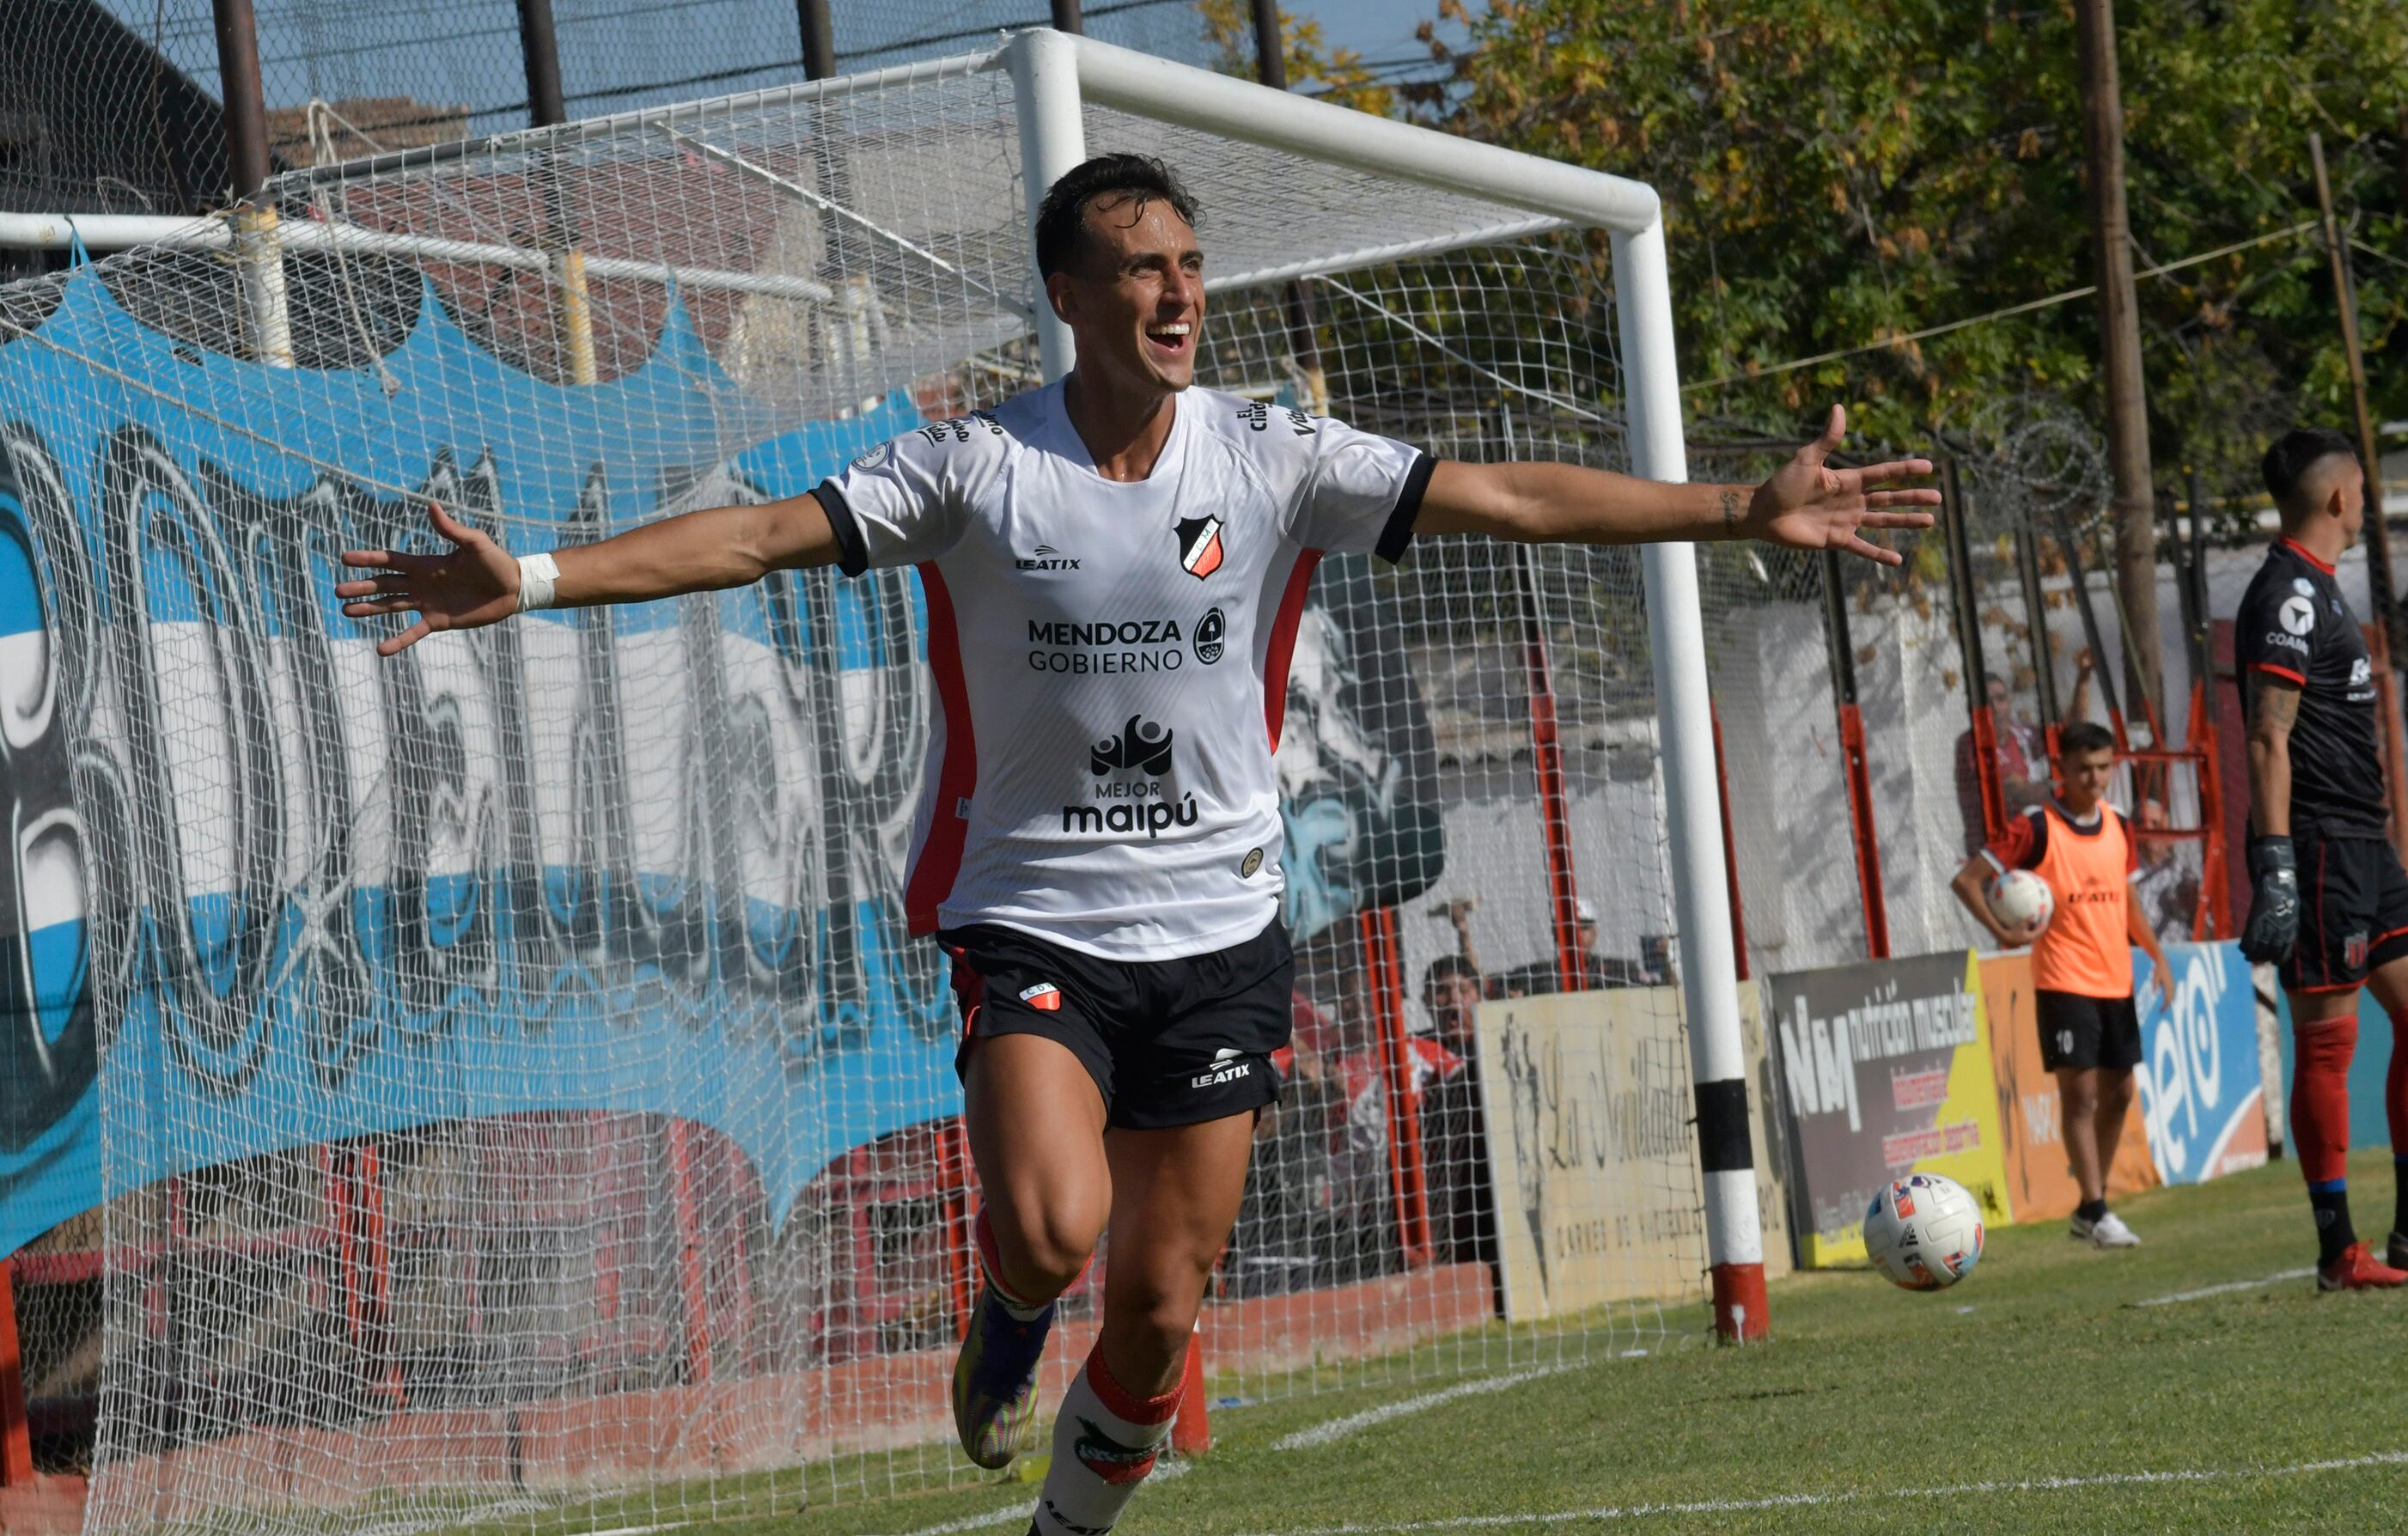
[1051,0,1084,34]
[1612,218,1765,1343]
[2014,523,2062,726]
[799,0,837,80]
[212,0,293,368]
[1250,0,1287,89]
[516,0,569,126]
[2309,131,2398,653]
[1942,462,2007,838]
[1012,28,1088,380]
[1822,549,1891,960]
[210,0,271,198]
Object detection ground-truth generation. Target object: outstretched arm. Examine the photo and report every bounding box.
[337,493,844,656]
[1414,405,1938,565]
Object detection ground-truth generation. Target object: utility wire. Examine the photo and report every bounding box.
[1688,220,2321,393]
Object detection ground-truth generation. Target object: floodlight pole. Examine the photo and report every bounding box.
[1051,0,1084,33]
[1614,222,1766,1344]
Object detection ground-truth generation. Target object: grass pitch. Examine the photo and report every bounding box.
[474,1149,2408,1536]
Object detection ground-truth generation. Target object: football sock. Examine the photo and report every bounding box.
[2294,1019,2358,1264]
[2075,1198,2107,1224]
[975,1208,1085,1323]
[2311,1181,2356,1267]
[1032,1348,1181,1536]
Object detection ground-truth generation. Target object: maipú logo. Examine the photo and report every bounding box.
[1090,715,1174,777]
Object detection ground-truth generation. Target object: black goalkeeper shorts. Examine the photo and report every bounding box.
[940,918,1293,1130]
[2287,830,2408,995]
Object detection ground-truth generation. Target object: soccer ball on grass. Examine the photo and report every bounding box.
[1863,1173,1985,1291]
[1987,869,2053,936]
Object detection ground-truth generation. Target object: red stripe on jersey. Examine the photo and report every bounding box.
[905,564,976,935]
[2247,661,2307,685]
[2280,536,2337,576]
[1264,547,1324,752]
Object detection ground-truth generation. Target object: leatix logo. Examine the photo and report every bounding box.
[1016,542,1079,572]
[1174,515,1224,580]
[1066,714,1199,838]
[1192,1047,1252,1088]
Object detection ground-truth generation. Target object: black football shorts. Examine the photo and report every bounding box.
[2035,989,2143,1073]
[2287,829,2408,995]
[939,918,1293,1129]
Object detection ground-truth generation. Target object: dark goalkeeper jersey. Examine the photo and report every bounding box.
[2235,537,2387,837]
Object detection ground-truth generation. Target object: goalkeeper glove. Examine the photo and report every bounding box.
[2239,836,2299,965]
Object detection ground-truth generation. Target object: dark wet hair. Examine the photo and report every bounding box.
[1033,153,1200,279]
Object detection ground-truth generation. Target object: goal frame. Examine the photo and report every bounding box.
[1003,27,1765,1339]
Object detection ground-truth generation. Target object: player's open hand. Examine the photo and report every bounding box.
[1743,405,1941,566]
[336,502,521,656]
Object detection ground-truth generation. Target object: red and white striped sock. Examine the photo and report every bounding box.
[1032,1348,1181,1536]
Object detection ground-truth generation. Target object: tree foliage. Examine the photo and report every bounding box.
[1407,0,2408,509]
[1197,0,1398,117]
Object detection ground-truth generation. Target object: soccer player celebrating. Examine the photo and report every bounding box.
[2237,428,2408,1290]
[338,155,1940,1533]
[1950,721,2169,1247]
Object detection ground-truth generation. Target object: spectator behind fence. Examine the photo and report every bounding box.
[1954,651,2095,855]
[1420,905,1497,1268]
[1491,897,1667,996]
[2131,797,2202,948]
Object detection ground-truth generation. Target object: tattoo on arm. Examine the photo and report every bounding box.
[1719,489,1742,537]
[2249,673,2301,737]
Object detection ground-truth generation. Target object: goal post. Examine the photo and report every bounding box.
[1008,28,1764,1342]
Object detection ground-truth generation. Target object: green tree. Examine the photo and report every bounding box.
[1417,0,2407,511]
[1197,0,1398,117]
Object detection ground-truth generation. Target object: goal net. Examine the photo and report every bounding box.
[0,36,1766,1534]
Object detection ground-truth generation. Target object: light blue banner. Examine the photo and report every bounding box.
[0,259,950,1256]
[2133,942,2269,1185]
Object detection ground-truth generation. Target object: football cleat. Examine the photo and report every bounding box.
[2070,1211,2141,1248]
[954,1284,1057,1468]
[2316,1241,2408,1292]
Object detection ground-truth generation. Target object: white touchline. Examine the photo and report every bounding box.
[1222,1450,2408,1535]
[863,1457,1193,1536]
[2134,1267,2317,1307]
[1271,1366,1573,1453]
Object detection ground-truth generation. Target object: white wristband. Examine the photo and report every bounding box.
[515,552,561,613]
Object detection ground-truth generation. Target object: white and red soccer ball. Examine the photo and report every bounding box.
[1863,1173,1985,1291]
[1987,869,2053,936]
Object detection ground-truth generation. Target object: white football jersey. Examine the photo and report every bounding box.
[816,381,1432,960]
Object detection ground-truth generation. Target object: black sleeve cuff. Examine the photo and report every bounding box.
[1373,451,1439,564]
[814,478,869,578]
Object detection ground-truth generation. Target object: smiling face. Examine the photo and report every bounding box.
[1045,192,1204,398]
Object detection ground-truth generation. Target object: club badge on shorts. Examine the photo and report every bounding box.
[1018,982,1063,1011]
[2346,930,2368,972]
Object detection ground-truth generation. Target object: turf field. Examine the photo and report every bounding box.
[472,1148,2408,1536]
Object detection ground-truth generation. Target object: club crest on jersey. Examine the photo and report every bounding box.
[1175,515,1225,580]
[1018,982,1063,1011]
